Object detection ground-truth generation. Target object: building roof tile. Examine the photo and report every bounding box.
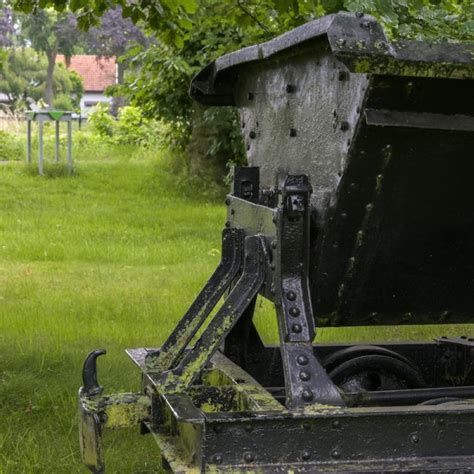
[56,55,116,92]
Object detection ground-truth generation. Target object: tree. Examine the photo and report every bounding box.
[19,10,82,106]
[86,6,148,112]
[0,48,83,111]
[0,6,13,47]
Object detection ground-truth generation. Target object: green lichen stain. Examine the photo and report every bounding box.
[101,393,150,429]
[352,56,474,79]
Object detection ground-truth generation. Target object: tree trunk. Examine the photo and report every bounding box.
[45,47,57,108]
[111,60,126,116]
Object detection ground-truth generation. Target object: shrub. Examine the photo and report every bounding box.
[115,106,157,146]
[88,103,116,138]
[52,94,74,111]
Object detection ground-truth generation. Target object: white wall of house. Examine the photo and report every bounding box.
[81,92,112,110]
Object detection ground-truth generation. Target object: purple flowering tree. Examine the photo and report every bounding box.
[0,7,14,47]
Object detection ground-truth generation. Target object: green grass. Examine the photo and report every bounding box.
[1,139,472,473]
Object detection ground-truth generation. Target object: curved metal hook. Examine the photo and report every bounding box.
[82,349,106,396]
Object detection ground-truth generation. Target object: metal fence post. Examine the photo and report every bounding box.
[26,119,32,164]
[55,120,60,163]
[67,120,72,173]
[38,120,44,176]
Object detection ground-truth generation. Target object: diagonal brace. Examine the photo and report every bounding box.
[147,228,245,371]
[159,235,267,393]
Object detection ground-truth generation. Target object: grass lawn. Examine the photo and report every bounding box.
[1,140,471,473]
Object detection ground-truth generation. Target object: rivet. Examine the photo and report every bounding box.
[410,433,420,444]
[241,121,245,128]
[225,198,231,205]
[213,425,223,433]
[244,425,253,433]
[338,71,349,81]
[243,452,255,462]
[302,423,311,431]
[340,121,350,131]
[356,106,361,113]
[286,291,296,301]
[300,370,310,381]
[225,221,231,228]
[335,38,346,47]
[248,92,254,101]
[230,208,235,215]
[332,420,341,429]
[297,355,308,365]
[302,389,314,402]
[302,450,311,461]
[341,212,347,219]
[272,215,277,223]
[271,240,277,249]
[292,323,302,333]
[355,11,364,18]
[289,307,300,317]
[360,21,371,30]
[270,263,276,271]
[286,84,296,93]
[331,448,340,459]
[290,128,297,137]
[270,285,276,295]
[249,131,256,139]
[212,454,223,464]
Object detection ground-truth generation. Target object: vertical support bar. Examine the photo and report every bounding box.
[275,175,344,408]
[67,120,72,173]
[55,120,60,163]
[38,120,44,176]
[26,119,32,164]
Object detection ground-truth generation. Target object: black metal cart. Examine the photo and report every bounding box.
[79,12,474,473]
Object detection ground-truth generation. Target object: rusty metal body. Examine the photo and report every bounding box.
[78,12,474,473]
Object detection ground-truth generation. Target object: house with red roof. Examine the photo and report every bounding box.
[56,55,117,110]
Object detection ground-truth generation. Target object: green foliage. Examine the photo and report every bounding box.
[0,129,24,161]
[88,103,160,147]
[87,102,116,137]
[52,93,74,110]
[0,48,83,111]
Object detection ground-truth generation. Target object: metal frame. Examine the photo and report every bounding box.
[25,110,73,175]
[78,169,474,473]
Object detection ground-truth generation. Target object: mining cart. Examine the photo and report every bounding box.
[79,12,474,473]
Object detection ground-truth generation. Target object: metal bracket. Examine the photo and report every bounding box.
[275,175,344,408]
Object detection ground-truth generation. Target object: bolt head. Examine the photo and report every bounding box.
[243,452,255,462]
[244,425,253,433]
[297,355,309,365]
[301,450,311,461]
[289,128,297,137]
[292,323,302,333]
[286,291,296,301]
[331,448,341,459]
[410,433,420,444]
[225,198,231,205]
[300,370,311,381]
[249,131,256,139]
[289,307,300,317]
[286,84,296,93]
[332,420,341,429]
[248,92,254,101]
[302,389,314,402]
[212,454,223,464]
[225,221,231,228]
